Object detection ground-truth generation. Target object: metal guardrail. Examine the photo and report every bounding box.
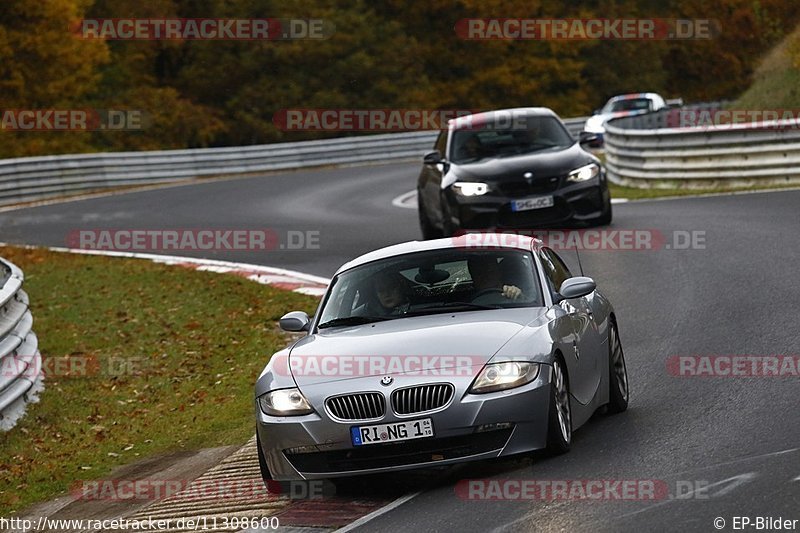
[0,257,42,430]
[0,117,588,207]
[563,116,588,137]
[604,105,800,189]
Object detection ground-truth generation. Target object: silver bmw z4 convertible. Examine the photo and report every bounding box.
[254,233,629,482]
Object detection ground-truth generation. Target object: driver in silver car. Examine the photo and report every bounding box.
[372,270,411,315]
[467,255,523,301]
[350,270,411,317]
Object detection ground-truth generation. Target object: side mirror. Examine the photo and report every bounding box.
[579,131,600,146]
[279,311,310,332]
[423,150,444,165]
[556,277,596,301]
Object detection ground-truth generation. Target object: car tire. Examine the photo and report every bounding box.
[594,196,613,226]
[419,205,443,240]
[441,215,461,238]
[545,358,572,455]
[607,319,629,413]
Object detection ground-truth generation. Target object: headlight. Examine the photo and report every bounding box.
[567,163,600,182]
[452,182,489,196]
[583,116,606,133]
[469,362,540,394]
[259,388,314,416]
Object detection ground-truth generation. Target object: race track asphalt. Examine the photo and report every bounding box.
[2,163,798,532]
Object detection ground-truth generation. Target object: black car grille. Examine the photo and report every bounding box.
[326,392,385,420]
[284,428,513,474]
[392,384,454,415]
[496,176,561,198]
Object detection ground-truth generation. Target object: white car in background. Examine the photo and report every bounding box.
[582,93,681,146]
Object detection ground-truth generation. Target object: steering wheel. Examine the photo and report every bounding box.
[471,287,505,300]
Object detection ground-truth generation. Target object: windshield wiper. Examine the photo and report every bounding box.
[317,315,393,329]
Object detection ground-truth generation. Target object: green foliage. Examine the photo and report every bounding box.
[660,0,800,100]
[0,245,319,513]
[734,25,800,108]
[0,0,109,156]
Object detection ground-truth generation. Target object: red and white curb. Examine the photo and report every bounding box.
[118,436,396,532]
[43,247,331,296]
[4,244,421,531]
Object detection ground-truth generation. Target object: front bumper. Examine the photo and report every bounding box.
[256,368,553,480]
[444,179,609,230]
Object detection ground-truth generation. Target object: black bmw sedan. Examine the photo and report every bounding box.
[417,108,611,239]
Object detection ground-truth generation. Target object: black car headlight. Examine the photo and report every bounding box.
[259,388,314,416]
[452,182,489,196]
[567,163,600,183]
[469,362,540,394]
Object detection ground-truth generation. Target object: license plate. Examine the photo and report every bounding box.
[351,418,434,446]
[511,195,554,212]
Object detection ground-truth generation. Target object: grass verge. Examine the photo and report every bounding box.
[733,24,800,110]
[0,246,319,514]
[609,182,800,201]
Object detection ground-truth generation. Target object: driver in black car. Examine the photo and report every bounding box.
[467,256,523,301]
[457,134,483,161]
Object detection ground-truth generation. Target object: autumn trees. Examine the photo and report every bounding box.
[0,0,798,157]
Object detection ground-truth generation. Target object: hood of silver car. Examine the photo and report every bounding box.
[287,307,547,387]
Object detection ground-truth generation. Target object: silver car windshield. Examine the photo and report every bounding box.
[449,116,574,164]
[604,98,652,113]
[317,249,544,328]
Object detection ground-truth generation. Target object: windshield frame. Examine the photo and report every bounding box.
[313,247,545,331]
[602,97,654,114]
[447,115,574,164]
